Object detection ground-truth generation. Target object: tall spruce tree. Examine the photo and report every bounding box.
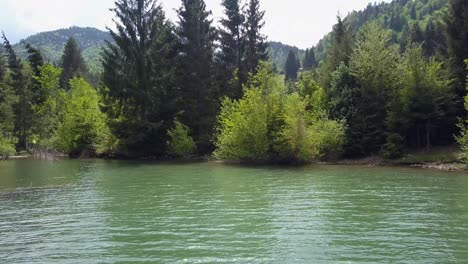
[2,33,32,150]
[219,0,245,99]
[323,16,353,89]
[244,0,268,76]
[60,37,87,88]
[327,16,353,71]
[349,22,400,155]
[285,50,300,81]
[102,0,178,156]
[176,0,217,154]
[26,44,45,105]
[445,0,468,97]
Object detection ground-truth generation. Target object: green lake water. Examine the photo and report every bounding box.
[1,159,468,263]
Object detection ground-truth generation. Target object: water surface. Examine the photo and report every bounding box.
[1,160,468,263]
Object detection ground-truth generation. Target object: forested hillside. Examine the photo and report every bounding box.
[314,0,448,63]
[13,27,111,75]
[13,27,299,75]
[267,41,304,72]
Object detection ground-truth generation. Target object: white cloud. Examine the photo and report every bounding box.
[0,0,389,48]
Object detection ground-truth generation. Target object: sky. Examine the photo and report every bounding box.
[0,0,389,49]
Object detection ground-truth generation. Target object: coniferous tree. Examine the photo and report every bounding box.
[423,20,446,58]
[219,0,245,99]
[244,0,268,76]
[445,0,468,97]
[102,0,178,156]
[60,37,87,88]
[322,16,353,88]
[26,44,45,105]
[285,50,300,81]
[408,22,424,44]
[302,48,317,70]
[2,33,32,150]
[350,22,400,155]
[0,44,6,82]
[176,0,217,154]
[26,44,44,77]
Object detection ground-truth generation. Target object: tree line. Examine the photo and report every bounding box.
[1,0,468,163]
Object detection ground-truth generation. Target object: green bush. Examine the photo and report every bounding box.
[167,119,196,158]
[214,62,345,163]
[0,136,16,159]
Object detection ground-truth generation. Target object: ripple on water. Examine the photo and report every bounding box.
[0,161,468,263]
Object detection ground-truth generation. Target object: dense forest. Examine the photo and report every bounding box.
[1,0,468,164]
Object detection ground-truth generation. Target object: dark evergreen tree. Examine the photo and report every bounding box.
[25,44,44,77]
[0,44,6,82]
[408,22,424,44]
[244,0,268,76]
[60,37,87,88]
[218,0,245,99]
[2,33,32,150]
[423,20,446,58]
[445,0,468,97]
[284,50,300,81]
[176,0,218,154]
[302,48,317,70]
[102,0,178,156]
[323,16,353,88]
[25,44,45,105]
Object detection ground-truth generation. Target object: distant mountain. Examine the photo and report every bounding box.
[13,27,111,75]
[15,26,301,75]
[268,41,305,72]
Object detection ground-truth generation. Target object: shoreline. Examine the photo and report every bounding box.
[5,153,467,172]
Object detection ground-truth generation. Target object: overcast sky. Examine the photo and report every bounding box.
[0,0,389,49]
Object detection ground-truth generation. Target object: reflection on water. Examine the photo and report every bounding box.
[0,160,468,263]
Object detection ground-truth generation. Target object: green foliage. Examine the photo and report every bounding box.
[381,133,405,159]
[214,63,283,161]
[31,64,63,149]
[399,44,456,151]
[167,119,196,158]
[56,78,114,156]
[456,60,468,161]
[350,22,400,154]
[445,0,468,96]
[0,136,16,158]
[214,62,345,163]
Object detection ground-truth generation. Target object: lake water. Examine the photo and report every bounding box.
[1,160,468,263]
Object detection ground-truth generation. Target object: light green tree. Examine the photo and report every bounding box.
[167,119,196,158]
[56,77,115,156]
[31,64,63,149]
